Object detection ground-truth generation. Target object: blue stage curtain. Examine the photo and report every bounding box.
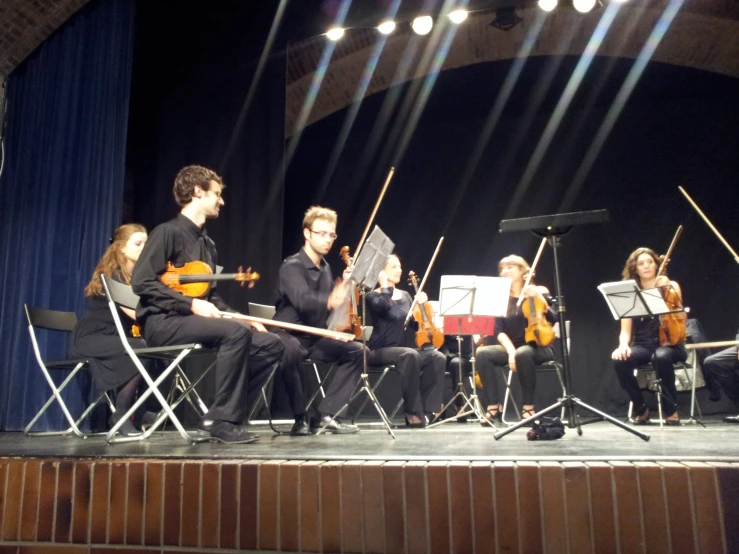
[0,0,134,431]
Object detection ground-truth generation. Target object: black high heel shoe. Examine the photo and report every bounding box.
[633,404,650,425]
[480,405,502,427]
[405,413,426,428]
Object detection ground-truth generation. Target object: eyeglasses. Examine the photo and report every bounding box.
[309,230,338,240]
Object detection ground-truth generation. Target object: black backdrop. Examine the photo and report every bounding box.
[127,3,739,416]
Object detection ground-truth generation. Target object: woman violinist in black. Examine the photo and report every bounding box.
[365,254,446,427]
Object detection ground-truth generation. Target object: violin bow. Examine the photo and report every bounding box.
[516,237,548,307]
[657,225,683,276]
[685,340,739,350]
[352,167,395,263]
[679,186,739,264]
[404,236,444,327]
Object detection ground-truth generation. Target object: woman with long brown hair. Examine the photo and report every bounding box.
[70,223,150,435]
[611,247,686,425]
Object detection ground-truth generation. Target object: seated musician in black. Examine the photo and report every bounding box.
[365,254,446,427]
[131,165,284,444]
[700,333,739,423]
[475,255,556,424]
[274,206,364,434]
[71,223,154,436]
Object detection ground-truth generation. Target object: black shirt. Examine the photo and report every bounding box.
[274,248,333,346]
[74,274,133,338]
[131,214,230,324]
[495,295,557,349]
[365,287,413,349]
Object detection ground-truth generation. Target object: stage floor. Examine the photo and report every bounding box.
[3,415,739,462]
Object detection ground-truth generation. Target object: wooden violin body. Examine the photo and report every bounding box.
[408,271,444,350]
[160,260,259,298]
[339,247,362,339]
[657,226,687,347]
[522,295,555,347]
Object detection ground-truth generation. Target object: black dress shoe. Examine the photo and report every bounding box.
[404,414,426,428]
[208,421,259,444]
[290,416,311,436]
[723,415,739,423]
[310,416,359,434]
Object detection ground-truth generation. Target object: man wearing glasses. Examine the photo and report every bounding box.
[273,206,364,434]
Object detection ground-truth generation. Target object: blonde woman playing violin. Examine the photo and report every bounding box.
[611,247,686,425]
[476,255,556,425]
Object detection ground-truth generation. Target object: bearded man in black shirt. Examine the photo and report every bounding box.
[132,165,283,444]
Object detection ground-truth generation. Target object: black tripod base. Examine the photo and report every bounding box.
[493,395,650,442]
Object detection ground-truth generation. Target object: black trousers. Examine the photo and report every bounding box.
[143,313,283,424]
[307,337,366,417]
[367,347,446,414]
[613,343,686,417]
[272,330,309,416]
[703,347,739,406]
[476,344,554,405]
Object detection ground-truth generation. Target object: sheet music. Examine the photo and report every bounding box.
[597,280,671,320]
[439,275,511,318]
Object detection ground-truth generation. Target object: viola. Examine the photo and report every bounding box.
[339,246,362,339]
[160,260,259,298]
[656,226,687,346]
[522,295,555,347]
[408,271,444,350]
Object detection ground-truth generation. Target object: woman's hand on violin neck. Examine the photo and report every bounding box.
[416,291,429,304]
[654,276,671,288]
[191,298,221,318]
[611,345,632,361]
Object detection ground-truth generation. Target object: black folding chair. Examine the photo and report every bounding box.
[24,304,114,437]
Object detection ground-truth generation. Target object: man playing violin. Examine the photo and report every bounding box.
[475,255,557,424]
[365,254,446,427]
[611,247,686,425]
[132,165,284,444]
[273,206,364,434]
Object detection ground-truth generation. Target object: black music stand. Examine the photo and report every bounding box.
[493,210,650,442]
[317,225,397,438]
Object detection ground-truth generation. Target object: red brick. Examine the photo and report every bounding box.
[54,461,74,543]
[125,461,146,545]
[494,461,519,554]
[383,461,406,554]
[19,460,41,541]
[427,462,449,554]
[404,461,428,554]
[0,460,7,540]
[107,462,127,544]
[71,461,92,544]
[635,462,669,554]
[20,547,86,554]
[564,462,593,554]
[320,461,342,554]
[162,462,182,546]
[449,461,472,554]
[712,462,739,554]
[239,461,260,551]
[0,546,16,554]
[517,462,542,554]
[279,461,302,553]
[89,462,109,544]
[611,462,645,553]
[585,462,617,554]
[470,462,494,554]
[218,463,239,549]
[143,462,164,547]
[540,462,568,553]
[258,460,282,551]
[1,459,23,541]
[35,460,57,542]
[684,462,724,554]
[299,461,323,553]
[180,462,201,547]
[200,462,220,548]
[90,548,152,554]
[659,462,696,554]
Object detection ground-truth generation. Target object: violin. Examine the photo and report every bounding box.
[339,246,362,339]
[408,271,444,350]
[160,260,259,298]
[517,238,555,347]
[657,226,687,346]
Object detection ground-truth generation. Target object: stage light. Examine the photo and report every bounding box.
[489,7,522,31]
[573,0,596,13]
[412,15,433,35]
[377,20,396,35]
[326,27,345,41]
[538,0,558,11]
[448,9,468,24]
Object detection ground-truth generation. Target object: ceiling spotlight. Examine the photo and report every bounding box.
[326,27,345,41]
[412,15,433,35]
[573,0,596,13]
[489,7,522,31]
[448,9,469,24]
[377,20,396,35]
[538,0,558,11]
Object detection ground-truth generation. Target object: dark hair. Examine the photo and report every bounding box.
[172,165,224,207]
[302,206,337,229]
[622,247,662,286]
